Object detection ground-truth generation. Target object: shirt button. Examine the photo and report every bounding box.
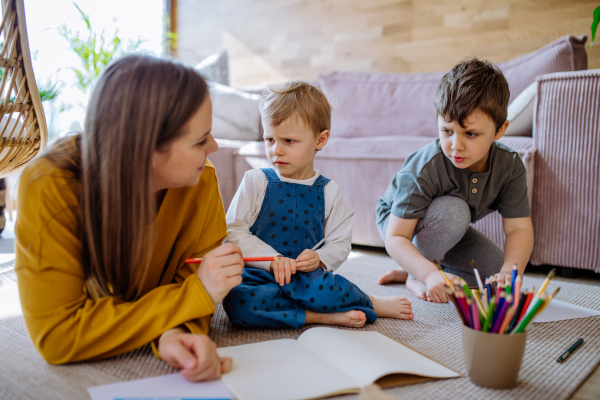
[472,178,477,184]
[472,188,477,194]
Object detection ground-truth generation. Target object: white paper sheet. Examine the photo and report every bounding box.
[533,299,600,323]
[87,373,233,400]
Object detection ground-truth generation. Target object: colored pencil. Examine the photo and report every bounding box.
[456,291,472,328]
[433,259,453,288]
[486,278,492,304]
[186,256,280,264]
[492,295,511,333]
[514,275,522,306]
[537,287,561,315]
[536,268,556,298]
[511,263,518,295]
[461,278,473,298]
[446,287,467,325]
[482,297,496,332]
[519,288,534,322]
[473,289,487,314]
[492,292,506,328]
[513,295,547,334]
[499,306,516,334]
[471,300,481,331]
[509,289,528,332]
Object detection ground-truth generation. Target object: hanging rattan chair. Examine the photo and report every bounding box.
[0,0,48,177]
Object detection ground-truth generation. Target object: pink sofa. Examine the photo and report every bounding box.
[209,35,600,273]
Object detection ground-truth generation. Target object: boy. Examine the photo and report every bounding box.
[376,58,534,303]
[223,81,413,328]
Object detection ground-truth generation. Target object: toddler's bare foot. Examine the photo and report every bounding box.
[406,277,433,301]
[377,269,409,285]
[305,310,367,328]
[370,295,414,320]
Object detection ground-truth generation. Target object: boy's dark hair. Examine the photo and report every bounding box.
[434,58,510,132]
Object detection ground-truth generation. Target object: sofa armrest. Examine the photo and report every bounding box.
[531,69,600,271]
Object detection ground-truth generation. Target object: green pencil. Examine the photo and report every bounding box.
[461,278,473,298]
[513,295,546,334]
[482,297,496,332]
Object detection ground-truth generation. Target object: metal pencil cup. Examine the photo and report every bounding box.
[462,325,527,389]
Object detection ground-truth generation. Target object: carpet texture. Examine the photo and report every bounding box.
[1,256,599,400]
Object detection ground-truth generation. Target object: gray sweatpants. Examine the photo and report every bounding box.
[377,196,504,286]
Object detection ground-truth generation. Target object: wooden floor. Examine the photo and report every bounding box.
[352,245,600,400]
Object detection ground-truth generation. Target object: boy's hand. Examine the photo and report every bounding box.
[270,257,296,286]
[158,328,232,382]
[424,271,450,303]
[296,249,321,272]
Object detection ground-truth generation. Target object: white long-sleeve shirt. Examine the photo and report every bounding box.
[225,168,352,272]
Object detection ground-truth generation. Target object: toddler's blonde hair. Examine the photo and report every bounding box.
[260,80,331,136]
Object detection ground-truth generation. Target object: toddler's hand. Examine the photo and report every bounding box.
[492,272,510,286]
[424,271,450,303]
[296,249,321,272]
[270,257,296,286]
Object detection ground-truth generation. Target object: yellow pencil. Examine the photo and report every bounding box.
[537,287,561,314]
[536,268,556,298]
[473,290,487,314]
[432,259,453,287]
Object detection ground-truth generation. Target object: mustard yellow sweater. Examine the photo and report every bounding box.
[15,139,226,364]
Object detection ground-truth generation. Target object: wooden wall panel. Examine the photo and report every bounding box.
[176,0,599,87]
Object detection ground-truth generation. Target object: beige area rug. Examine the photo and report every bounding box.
[1,254,600,400]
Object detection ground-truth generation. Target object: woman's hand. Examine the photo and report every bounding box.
[296,249,321,272]
[270,257,296,286]
[158,328,232,382]
[196,243,244,305]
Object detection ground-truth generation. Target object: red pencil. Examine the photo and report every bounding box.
[518,288,534,322]
[186,256,280,264]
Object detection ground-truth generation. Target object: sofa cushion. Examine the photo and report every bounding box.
[318,35,587,140]
[209,82,262,141]
[195,50,230,86]
[505,82,537,136]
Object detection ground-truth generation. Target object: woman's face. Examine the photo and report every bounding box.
[152,96,218,192]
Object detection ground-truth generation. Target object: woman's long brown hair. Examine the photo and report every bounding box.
[46,55,208,301]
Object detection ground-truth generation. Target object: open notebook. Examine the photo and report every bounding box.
[217,327,460,400]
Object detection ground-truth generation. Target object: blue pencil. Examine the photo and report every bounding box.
[511,263,518,297]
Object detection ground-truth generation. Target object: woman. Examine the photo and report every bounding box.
[15,55,244,382]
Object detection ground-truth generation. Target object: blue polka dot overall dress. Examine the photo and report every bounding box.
[223,168,377,328]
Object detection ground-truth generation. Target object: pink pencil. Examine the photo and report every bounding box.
[186,256,280,264]
[514,275,522,306]
[471,301,481,330]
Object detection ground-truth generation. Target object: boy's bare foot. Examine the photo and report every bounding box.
[406,277,433,301]
[377,269,409,285]
[369,295,414,320]
[305,310,367,328]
